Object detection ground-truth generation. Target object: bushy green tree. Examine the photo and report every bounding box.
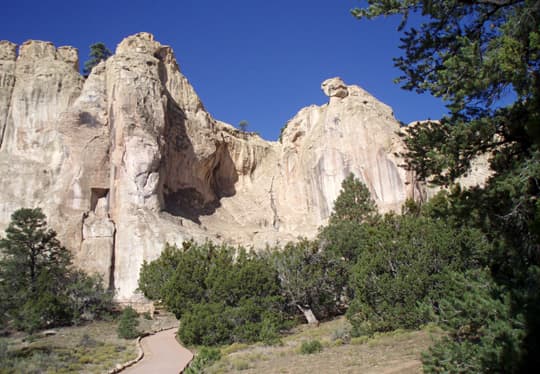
[422,270,525,373]
[0,208,72,332]
[347,213,490,335]
[117,306,140,339]
[271,239,347,324]
[140,241,288,346]
[320,173,377,263]
[0,208,112,332]
[66,271,113,324]
[83,42,112,76]
[178,297,286,346]
[329,173,376,226]
[353,0,540,370]
[160,242,213,319]
[238,120,249,132]
[138,242,185,301]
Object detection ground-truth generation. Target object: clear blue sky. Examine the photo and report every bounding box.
[1,0,447,140]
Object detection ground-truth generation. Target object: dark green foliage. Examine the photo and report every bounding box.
[140,241,288,346]
[352,1,540,120]
[422,270,525,373]
[117,307,140,339]
[178,298,286,346]
[83,42,112,76]
[299,340,323,355]
[320,219,367,265]
[178,302,232,346]
[138,242,185,301]
[162,242,211,319]
[328,173,376,226]
[320,173,377,263]
[0,208,112,333]
[271,239,348,322]
[353,0,540,370]
[66,271,113,325]
[238,120,249,132]
[183,346,221,374]
[346,213,490,335]
[0,338,8,364]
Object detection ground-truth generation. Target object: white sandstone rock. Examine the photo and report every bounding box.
[0,33,489,302]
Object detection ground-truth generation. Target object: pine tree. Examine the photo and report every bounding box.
[0,208,72,331]
[329,173,376,225]
[0,208,112,332]
[238,120,249,132]
[83,42,112,76]
[353,0,540,370]
[319,173,377,262]
[422,270,525,373]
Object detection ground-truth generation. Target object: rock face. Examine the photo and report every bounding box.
[0,33,449,301]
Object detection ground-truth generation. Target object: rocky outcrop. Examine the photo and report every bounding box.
[0,33,484,302]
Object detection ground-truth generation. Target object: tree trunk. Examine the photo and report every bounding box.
[297,305,319,325]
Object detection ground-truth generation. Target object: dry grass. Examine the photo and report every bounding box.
[1,310,179,373]
[207,317,444,374]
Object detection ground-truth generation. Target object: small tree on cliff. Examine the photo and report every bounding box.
[83,42,112,76]
[238,120,249,132]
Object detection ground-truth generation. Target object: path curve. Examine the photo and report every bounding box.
[123,328,193,374]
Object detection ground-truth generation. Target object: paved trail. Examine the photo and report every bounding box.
[123,328,193,374]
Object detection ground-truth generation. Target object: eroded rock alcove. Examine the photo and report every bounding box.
[0,33,438,301]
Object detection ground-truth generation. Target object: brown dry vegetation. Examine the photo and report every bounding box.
[0,311,178,374]
[206,317,444,374]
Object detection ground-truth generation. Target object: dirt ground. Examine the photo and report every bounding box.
[206,317,443,374]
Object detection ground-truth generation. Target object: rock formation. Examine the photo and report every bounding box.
[0,33,458,302]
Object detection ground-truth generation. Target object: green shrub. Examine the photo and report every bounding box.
[259,314,283,346]
[178,303,232,346]
[346,214,489,335]
[183,346,221,374]
[271,239,348,323]
[117,307,140,339]
[299,340,323,355]
[331,324,352,343]
[422,270,525,373]
[145,241,290,346]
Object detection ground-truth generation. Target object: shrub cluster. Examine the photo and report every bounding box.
[183,347,221,374]
[117,306,140,339]
[139,242,288,346]
[299,340,323,355]
[138,171,533,373]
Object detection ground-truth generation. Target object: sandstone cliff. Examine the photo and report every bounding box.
[0,33,432,301]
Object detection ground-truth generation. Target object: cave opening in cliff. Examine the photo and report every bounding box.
[90,188,109,212]
[162,144,238,224]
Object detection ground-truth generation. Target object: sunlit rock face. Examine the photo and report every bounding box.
[0,33,473,301]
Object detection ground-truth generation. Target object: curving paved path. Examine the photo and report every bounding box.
[123,328,193,374]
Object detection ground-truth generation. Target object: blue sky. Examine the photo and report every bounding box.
[1,0,447,140]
